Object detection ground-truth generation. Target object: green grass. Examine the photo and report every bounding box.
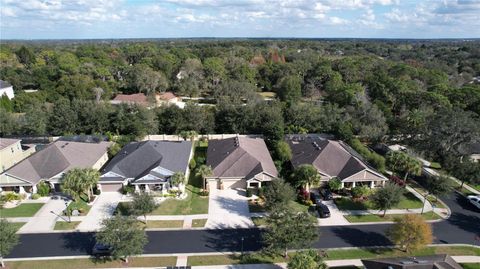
[289,200,309,212]
[335,191,423,211]
[66,200,91,216]
[6,257,177,269]
[461,263,480,269]
[187,246,480,267]
[9,222,26,231]
[248,200,308,213]
[191,218,207,228]
[344,212,441,223]
[258,91,276,98]
[0,203,44,217]
[251,217,266,226]
[142,220,183,228]
[54,221,81,230]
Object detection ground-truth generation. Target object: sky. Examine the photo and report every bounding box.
[1,0,479,39]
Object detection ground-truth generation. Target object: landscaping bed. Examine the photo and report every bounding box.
[344,212,442,223]
[54,221,81,230]
[0,203,44,217]
[6,256,177,269]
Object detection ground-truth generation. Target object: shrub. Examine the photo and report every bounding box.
[389,175,405,187]
[199,189,209,196]
[429,162,442,169]
[122,185,135,195]
[351,185,370,199]
[195,156,206,165]
[107,142,122,158]
[94,188,101,195]
[258,186,265,198]
[328,178,343,192]
[246,188,253,197]
[66,200,89,215]
[36,181,51,196]
[31,193,41,200]
[297,188,310,204]
[2,192,21,202]
[189,158,196,170]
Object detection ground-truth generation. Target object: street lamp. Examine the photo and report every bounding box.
[65,201,71,223]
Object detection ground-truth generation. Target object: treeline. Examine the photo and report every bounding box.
[0,39,479,164]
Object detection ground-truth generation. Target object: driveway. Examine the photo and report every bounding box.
[206,189,254,229]
[18,197,70,233]
[318,200,350,226]
[77,192,123,231]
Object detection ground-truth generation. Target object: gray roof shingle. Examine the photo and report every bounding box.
[101,140,192,182]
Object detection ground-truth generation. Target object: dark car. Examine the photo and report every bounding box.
[316,203,331,218]
[310,192,322,205]
[92,243,113,257]
[320,188,333,200]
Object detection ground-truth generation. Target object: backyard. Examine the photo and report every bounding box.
[0,203,44,217]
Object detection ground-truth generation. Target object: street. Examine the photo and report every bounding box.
[8,192,480,258]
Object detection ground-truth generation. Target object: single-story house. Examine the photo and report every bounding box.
[361,254,462,269]
[0,140,111,194]
[99,140,193,193]
[286,134,388,188]
[0,138,35,172]
[156,92,180,106]
[0,80,14,100]
[110,93,149,106]
[206,136,278,190]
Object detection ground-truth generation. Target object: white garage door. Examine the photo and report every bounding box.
[222,179,247,190]
[101,183,123,192]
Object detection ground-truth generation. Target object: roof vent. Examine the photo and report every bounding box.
[123,151,128,155]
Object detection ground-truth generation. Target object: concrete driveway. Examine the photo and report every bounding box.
[206,189,254,229]
[318,200,349,226]
[77,192,123,231]
[18,197,70,233]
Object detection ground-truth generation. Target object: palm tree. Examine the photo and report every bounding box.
[403,157,422,185]
[293,164,321,192]
[61,169,84,202]
[196,165,213,189]
[83,168,100,201]
[170,172,185,188]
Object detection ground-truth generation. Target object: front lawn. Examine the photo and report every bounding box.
[141,220,183,229]
[248,199,308,213]
[0,203,44,217]
[191,218,207,228]
[6,257,177,269]
[54,221,81,230]
[66,200,91,216]
[251,216,266,226]
[335,191,423,211]
[10,222,26,231]
[149,185,208,215]
[461,264,480,269]
[344,212,441,223]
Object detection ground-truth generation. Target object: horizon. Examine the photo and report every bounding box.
[1,0,479,40]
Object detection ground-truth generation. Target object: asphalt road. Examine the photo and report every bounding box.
[8,192,480,258]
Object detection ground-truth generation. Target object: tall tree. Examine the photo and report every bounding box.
[452,159,480,188]
[370,183,404,216]
[288,250,327,269]
[276,75,302,104]
[263,178,295,211]
[0,219,19,268]
[131,192,157,224]
[263,207,318,258]
[275,141,292,163]
[96,216,147,263]
[196,165,213,189]
[387,215,433,253]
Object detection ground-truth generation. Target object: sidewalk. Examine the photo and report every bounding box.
[423,167,480,195]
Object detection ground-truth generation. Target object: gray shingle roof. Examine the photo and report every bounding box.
[101,140,192,182]
[0,80,12,89]
[287,134,386,181]
[207,137,278,179]
[3,140,112,185]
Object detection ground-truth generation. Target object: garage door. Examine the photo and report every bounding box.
[101,183,123,192]
[222,179,247,190]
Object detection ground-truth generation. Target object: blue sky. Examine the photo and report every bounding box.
[1,0,479,39]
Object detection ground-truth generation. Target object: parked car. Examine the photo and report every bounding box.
[92,243,112,257]
[310,192,322,205]
[316,203,331,218]
[320,188,333,200]
[467,195,480,209]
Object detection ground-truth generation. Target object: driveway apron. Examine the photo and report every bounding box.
[206,189,254,229]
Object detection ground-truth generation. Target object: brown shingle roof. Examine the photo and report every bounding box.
[0,138,20,151]
[287,135,387,182]
[3,140,111,185]
[112,93,148,105]
[207,137,278,179]
[157,92,177,100]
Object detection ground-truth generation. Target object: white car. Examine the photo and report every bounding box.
[467,195,480,209]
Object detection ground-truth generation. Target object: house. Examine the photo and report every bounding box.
[110,93,149,106]
[205,136,278,190]
[0,138,36,172]
[465,142,480,162]
[361,254,462,269]
[0,80,14,99]
[155,91,181,106]
[286,134,388,188]
[99,140,193,193]
[0,140,111,194]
